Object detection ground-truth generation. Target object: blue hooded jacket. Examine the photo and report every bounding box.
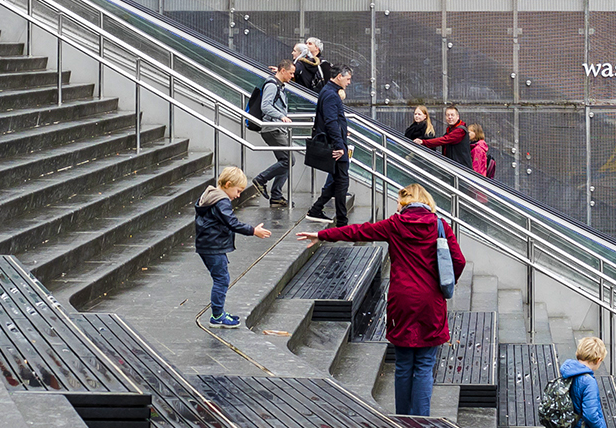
[560,359,607,428]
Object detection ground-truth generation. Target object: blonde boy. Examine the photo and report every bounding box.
[195,167,270,328]
[560,337,608,428]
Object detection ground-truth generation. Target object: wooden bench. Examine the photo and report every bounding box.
[278,245,383,332]
[0,255,233,428]
[193,374,460,428]
[497,343,559,426]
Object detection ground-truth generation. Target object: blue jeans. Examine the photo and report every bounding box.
[255,129,295,200]
[394,345,438,416]
[199,253,230,317]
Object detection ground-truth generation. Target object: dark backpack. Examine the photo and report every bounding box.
[486,154,496,179]
[538,376,582,428]
[310,65,326,93]
[245,80,281,132]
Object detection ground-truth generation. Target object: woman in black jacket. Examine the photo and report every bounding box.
[405,105,435,140]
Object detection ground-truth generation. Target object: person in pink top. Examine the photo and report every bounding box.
[469,123,488,176]
[297,183,466,416]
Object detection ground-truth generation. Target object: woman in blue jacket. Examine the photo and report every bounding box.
[560,336,608,428]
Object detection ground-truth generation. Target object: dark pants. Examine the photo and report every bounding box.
[255,129,295,201]
[199,253,230,317]
[394,345,438,416]
[309,160,349,226]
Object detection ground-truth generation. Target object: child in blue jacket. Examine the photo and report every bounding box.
[560,336,608,428]
[195,167,271,328]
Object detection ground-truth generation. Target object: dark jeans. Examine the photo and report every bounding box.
[255,129,295,200]
[199,253,230,317]
[394,345,438,416]
[309,160,349,225]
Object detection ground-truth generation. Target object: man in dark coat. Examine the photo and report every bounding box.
[306,64,353,227]
[413,105,472,169]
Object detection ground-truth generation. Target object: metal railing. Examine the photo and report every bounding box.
[1,0,615,373]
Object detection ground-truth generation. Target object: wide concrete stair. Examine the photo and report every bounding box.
[0,34,213,312]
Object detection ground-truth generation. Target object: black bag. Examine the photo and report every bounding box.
[245,80,280,132]
[304,132,335,174]
[310,65,326,93]
[486,154,496,179]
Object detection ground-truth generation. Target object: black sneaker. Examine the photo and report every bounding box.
[306,210,334,224]
[270,197,295,208]
[252,178,269,199]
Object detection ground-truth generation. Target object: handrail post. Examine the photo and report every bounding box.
[451,176,460,237]
[382,134,388,219]
[287,130,293,208]
[169,53,175,140]
[599,260,605,344]
[240,93,247,172]
[214,102,220,179]
[27,0,32,56]
[135,58,141,154]
[527,218,536,342]
[57,14,63,107]
[371,148,377,222]
[98,11,104,99]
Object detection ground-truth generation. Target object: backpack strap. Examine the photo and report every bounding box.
[262,79,285,108]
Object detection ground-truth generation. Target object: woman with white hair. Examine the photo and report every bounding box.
[292,43,323,91]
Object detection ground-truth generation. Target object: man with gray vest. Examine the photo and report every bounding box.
[252,59,296,207]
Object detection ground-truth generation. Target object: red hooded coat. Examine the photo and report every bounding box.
[318,206,466,348]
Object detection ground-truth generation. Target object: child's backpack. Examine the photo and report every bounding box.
[245,79,281,132]
[537,376,581,428]
[486,154,496,179]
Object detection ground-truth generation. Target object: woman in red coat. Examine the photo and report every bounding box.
[297,183,466,416]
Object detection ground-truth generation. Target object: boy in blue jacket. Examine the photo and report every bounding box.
[560,336,608,428]
[195,167,271,328]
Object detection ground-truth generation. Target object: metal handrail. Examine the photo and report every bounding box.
[2,0,614,372]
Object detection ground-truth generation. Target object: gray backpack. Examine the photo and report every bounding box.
[538,376,583,428]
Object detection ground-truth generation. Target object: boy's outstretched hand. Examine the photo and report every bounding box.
[254,223,271,239]
[296,232,319,247]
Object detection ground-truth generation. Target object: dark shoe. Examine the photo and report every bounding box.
[306,210,334,224]
[335,221,348,227]
[252,178,269,199]
[209,312,240,328]
[270,197,295,208]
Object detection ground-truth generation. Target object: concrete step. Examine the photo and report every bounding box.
[250,298,315,354]
[0,97,118,135]
[0,123,164,190]
[0,55,47,72]
[457,408,497,428]
[294,321,351,375]
[0,383,29,428]
[19,159,211,285]
[0,109,135,157]
[0,82,94,111]
[0,142,207,258]
[450,261,473,312]
[550,316,576,365]
[0,136,189,224]
[497,288,527,343]
[49,208,209,311]
[11,392,88,428]
[0,70,70,91]
[0,42,24,56]
[471,275,498,312]
[331,341,388,406]
[532,301,553,343]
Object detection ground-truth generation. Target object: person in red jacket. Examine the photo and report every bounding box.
[297,183,466,416]
[413,105,472,169]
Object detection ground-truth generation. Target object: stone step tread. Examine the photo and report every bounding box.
[0,82,90,98]
[0,109,135,144]
[0,123,162,178]
[295,321,351,375]
[450,260,473,312]
[15,170,209,267]
[471,275,498,312]
[331,341,387,402]
[498,289,527,344]
[0,97,118,127]
[0,55,47,59]
[0,138,177,205]
[250,299,315,352]
[47,212,196,301]
[0,148,206,247]
[533,301,553,344]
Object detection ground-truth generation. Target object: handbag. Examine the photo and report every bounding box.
[436,218,455,299]
[304,132,336,174]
